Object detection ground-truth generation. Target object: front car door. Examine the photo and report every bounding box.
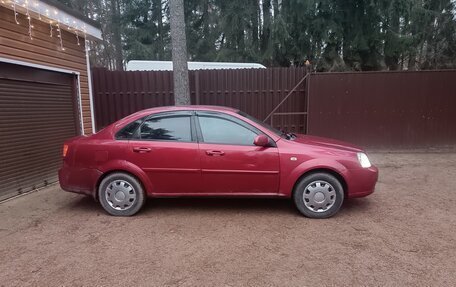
[196,112,280,195]
[126,111,201,195]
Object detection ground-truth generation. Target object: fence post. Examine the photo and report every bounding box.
[195,70,200,105]
[305,62,312,134]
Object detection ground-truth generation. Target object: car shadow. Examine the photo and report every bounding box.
[65,195,373,218]
[141,197,297,216]
[65,195,99,212]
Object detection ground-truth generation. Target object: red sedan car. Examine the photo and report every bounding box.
[59,106,378,218]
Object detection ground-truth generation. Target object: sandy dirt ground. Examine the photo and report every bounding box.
[1,152,456,286]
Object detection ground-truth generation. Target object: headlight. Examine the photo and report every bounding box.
[357,152,372,168]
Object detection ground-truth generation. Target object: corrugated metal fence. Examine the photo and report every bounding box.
[91,67,308,133]
[91,68,456,147]
[308,70,456,147]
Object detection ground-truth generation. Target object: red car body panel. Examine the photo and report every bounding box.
[128,139,201,194]
[59,106,378,200]
[198,142,280,195]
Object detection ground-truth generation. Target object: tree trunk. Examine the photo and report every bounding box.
[110,0,123,71]
[273,0,279,18]
[261,0,271,53]
[408,50,416,71]
[384,1,400,71]
[169,0,191,105]
[251,0,259,53]
[153,0,165,60]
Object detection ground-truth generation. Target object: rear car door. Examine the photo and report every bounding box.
[196,112,280,195]
[126,111,201,194]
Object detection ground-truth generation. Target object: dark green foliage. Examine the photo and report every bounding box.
[122,0,171,62]
[58,0,456,71]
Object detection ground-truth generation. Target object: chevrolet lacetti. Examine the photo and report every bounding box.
[59,106,378,218]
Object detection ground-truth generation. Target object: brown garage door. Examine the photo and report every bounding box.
[0,62,80,200]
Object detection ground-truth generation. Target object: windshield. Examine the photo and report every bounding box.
[237,111,283,137]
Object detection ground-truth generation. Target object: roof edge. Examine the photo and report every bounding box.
[40,0,100,29]
[0,0,102,40]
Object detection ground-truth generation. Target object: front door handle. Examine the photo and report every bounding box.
[133,147,151,153]
[206,150,225,156]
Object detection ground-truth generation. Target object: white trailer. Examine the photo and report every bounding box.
[126,60,266,71]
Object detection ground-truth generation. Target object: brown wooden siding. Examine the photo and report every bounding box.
[0,6,93,134]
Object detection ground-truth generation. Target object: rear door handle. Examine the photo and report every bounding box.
[206,150,225,156]
[133,147,151,153]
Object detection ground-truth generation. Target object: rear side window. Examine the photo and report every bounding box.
[139,116,192,142]
[116,119,143,140]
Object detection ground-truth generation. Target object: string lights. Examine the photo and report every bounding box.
[27,15,32,39]
[49,20,53,37]
[25,0,33,39]
[56,20,64,50]
[85,39,89,57]
[13,1,19,24]
[83,27,90,60]
[1,0,97,53]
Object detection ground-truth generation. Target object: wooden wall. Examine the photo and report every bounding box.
[0,5,93,134]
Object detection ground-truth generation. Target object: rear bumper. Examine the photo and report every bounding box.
[58,164,102,198]
[346,165,378,198]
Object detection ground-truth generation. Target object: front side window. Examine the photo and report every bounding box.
[237,111,282,137]
[198,116,257,145]
[140,116,192,142]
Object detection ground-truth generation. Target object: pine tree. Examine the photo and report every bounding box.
[56,0,456,71]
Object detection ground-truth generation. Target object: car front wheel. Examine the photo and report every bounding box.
[98,172,146,216]
[293,172,344,219]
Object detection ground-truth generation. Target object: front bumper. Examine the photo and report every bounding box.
[346,165,379,198]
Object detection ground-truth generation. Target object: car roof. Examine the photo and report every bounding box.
[113,105,240,126]
[136,105,239,116]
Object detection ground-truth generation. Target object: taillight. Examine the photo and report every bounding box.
[63,144,69,157]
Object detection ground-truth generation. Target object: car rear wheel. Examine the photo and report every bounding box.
[293,172,344,219]
[98,172,145,216]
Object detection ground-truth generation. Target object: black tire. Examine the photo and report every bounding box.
[98,172,146,216]
[293,172,344,219]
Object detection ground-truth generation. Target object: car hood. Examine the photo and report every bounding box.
[292,134,363,152]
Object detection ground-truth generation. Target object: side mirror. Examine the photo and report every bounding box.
[254,135,269,147]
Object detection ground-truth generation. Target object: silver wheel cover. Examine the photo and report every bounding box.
[303,180,336,213]
[105,180,137,211]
